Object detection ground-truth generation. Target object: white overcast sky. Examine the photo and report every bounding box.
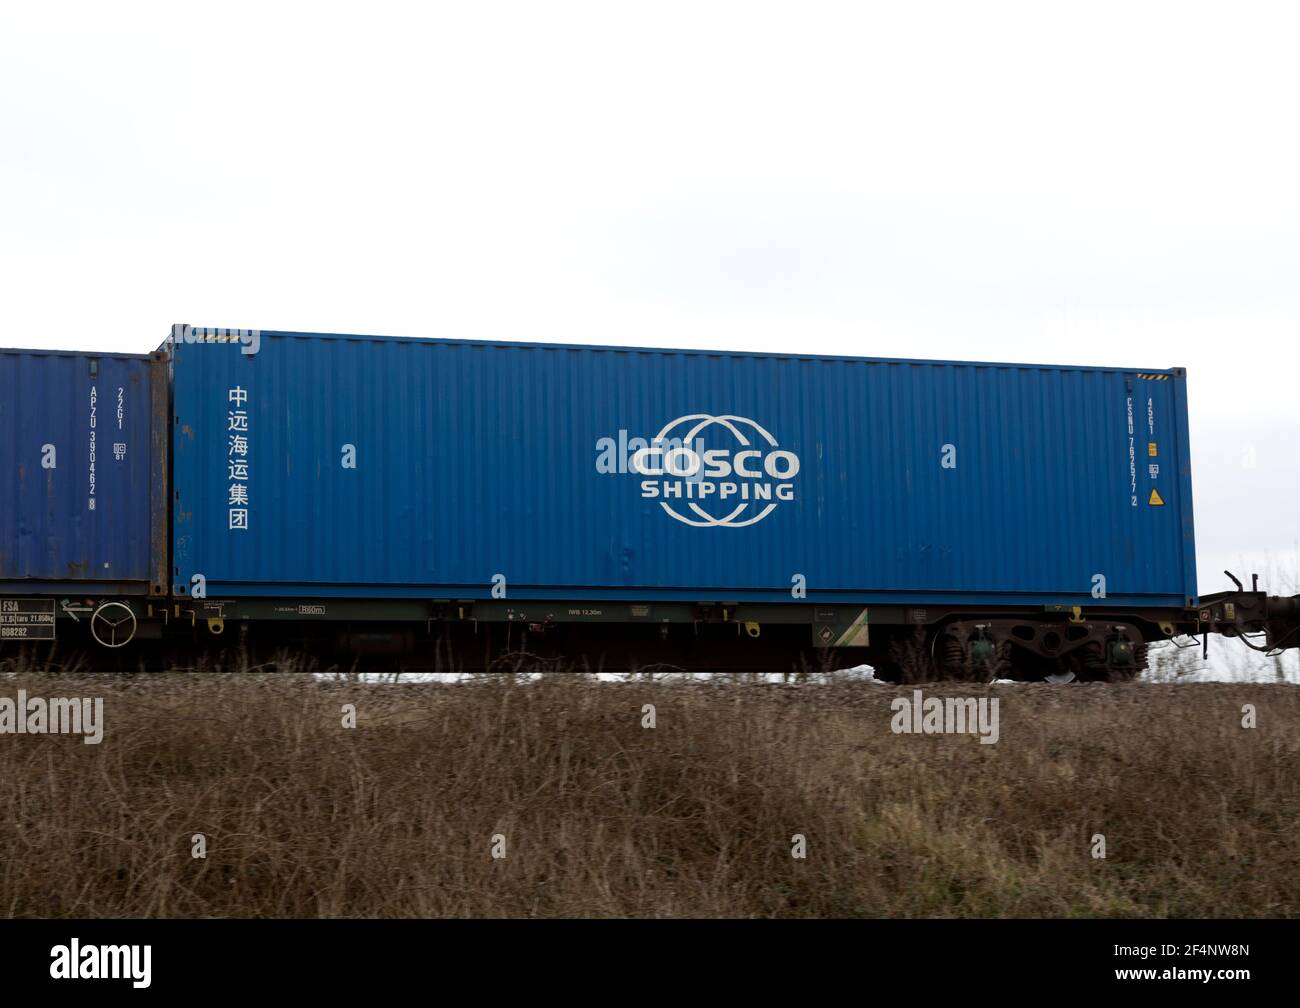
[2,0,1297,603]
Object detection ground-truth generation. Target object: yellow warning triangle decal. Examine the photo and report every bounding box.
[1149,488,1165,506]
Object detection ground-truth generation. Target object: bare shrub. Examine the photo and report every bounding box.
[0,654,1296,918]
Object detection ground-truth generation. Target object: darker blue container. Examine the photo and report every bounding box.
[0,348,167,595]
[169,330,1197,607]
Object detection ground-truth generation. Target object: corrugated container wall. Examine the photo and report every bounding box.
[169,332,1197,607]
[1,349,166,594]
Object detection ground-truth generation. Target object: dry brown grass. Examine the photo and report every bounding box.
[0,659,1296,918]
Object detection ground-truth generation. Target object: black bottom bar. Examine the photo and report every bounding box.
[0,919,1285,995]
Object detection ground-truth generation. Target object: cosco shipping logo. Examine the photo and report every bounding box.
[594,414,800,527]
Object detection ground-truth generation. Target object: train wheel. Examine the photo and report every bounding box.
[1071,642,1109,682]
[1071,640,1149,682]
[1105,642,1149,683]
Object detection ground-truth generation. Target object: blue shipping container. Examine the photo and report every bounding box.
[1,349,166,595]
[169,331,1197,607]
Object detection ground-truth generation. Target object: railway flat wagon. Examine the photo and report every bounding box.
[163,327,1204,677]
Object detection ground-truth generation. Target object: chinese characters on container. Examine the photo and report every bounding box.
[228,387,250,531]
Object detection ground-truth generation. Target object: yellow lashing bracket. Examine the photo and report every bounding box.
[1068,606,1085,624]
[207,618,224,635]
[744,621,761,638]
